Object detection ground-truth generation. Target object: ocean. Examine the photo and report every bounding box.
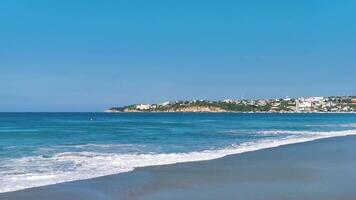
[0,113,355,193]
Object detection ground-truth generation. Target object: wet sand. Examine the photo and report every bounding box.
[1,135,356,200]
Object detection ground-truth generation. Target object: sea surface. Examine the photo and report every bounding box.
[0,113,355,193]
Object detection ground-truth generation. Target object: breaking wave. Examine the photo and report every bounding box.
[1,129,356,193]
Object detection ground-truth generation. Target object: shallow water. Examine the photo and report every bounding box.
[0,113,355,192]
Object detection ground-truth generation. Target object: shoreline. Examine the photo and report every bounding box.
[1,129,356,194]
[2,135,356,200]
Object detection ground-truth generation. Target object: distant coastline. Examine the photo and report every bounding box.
[106,96,356,113]
[105,111,356,114]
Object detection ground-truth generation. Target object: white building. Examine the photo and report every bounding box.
[135,104,151,110]
[223,99,234,103]
[159,101,170,106]
[295,97,326,112]
[305,97,324,101]
[296,98,312,111]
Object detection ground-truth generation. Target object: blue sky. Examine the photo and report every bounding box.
[1,0,355,111]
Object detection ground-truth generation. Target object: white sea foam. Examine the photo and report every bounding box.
[257,129,354,136]
[55,143,144,149]
[340,123,356,128]
[306,123,356,128]
[257,130,322,135]
[1,129,356,193]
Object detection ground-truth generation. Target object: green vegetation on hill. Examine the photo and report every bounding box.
[106,96,356,113]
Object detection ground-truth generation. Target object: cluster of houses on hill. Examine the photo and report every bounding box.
[223,96,356,112]
[293,96,354,112]
[106,96,356,113]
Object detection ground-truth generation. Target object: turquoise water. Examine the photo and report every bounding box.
[0,113,355,192]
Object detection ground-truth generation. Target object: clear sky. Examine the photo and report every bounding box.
[1,0,355,111]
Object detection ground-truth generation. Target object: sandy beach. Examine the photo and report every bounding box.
[2,0,355,199]
[1,135,356,200]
